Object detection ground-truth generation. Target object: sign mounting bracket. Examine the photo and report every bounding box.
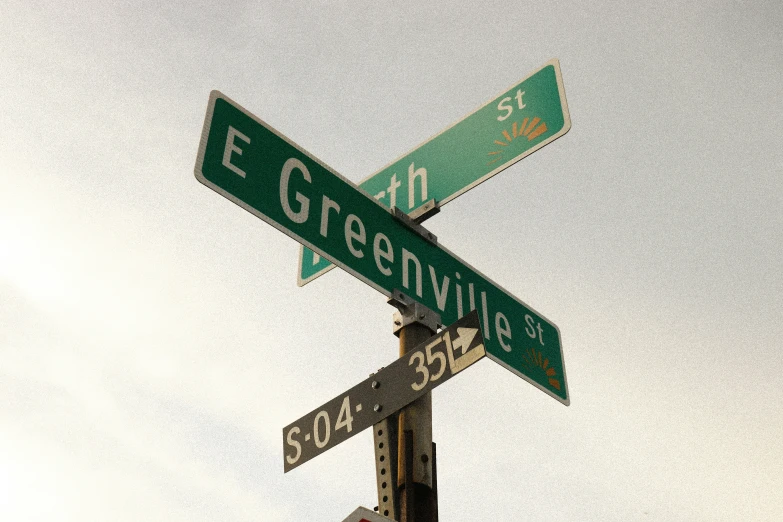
[387,289,441,337]
[391,207,438,245]
[408,198,440,224]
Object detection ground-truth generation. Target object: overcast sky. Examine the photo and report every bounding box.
[1,1,782,521]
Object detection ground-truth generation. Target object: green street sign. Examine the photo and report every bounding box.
[194,91,569,405]
[298,59,571,286]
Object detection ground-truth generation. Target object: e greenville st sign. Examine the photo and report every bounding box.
[298,59,571,285]
[194,90,569,405]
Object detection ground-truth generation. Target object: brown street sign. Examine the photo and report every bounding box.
[283,310,485,472]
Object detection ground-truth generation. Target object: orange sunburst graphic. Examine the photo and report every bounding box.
[486,116,548,165]
[522,346,561,391]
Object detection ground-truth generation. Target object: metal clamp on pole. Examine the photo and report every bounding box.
[407,199,440,224]
[390,203,439,245]
[387,290,441,337]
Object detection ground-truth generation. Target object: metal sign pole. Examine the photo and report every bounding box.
[388,291,440,522]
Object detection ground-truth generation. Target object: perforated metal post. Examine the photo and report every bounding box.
[373,413,399,519]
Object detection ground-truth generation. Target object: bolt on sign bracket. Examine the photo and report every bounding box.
[388,289,441,336]
[391,207,438,245]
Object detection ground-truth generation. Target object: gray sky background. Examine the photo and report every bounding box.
[1,1,781,521]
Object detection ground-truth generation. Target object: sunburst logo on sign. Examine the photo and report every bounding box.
[487,116,548,165]
[522,346,561,391]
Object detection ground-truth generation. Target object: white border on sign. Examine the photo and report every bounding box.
[193,89,570,407]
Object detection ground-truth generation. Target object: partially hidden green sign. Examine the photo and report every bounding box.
[194,90,569,405]
[298,59,570,286]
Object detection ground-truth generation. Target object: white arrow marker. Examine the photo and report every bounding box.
[452,327,479,355]
[445,328,485,374]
